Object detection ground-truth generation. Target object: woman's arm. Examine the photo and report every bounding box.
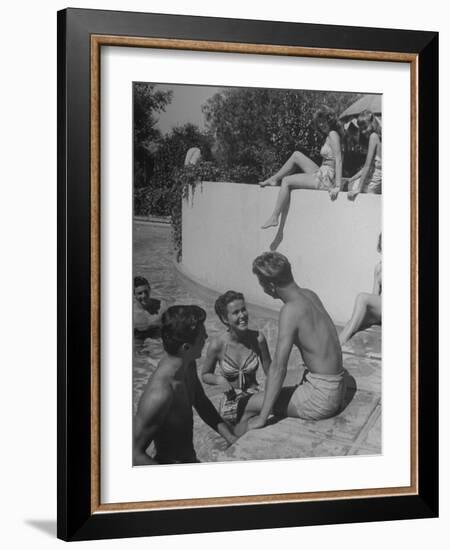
[193,367,237,445]
[257,331,272,375]
[372,261,382,295]
[201,337,230,386]
[348,133,378,200]
[347,168,363,183]
[328,131,342,201]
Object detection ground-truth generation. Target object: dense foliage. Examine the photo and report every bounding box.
[133,83,173,191]
[202,88,363,181]
[134,123,214,217]
[133,84,366,258]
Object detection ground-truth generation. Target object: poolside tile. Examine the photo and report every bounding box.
[342,354,381,395]
[217,427,351,461]
[134,222,382,462]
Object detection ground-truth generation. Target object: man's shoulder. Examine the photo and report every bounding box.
[280,295,315,325]
[147,356,177,387]
[138,370,174,417]
[281,295,309,314]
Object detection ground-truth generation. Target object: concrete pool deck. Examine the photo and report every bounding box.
[133,221,381,462]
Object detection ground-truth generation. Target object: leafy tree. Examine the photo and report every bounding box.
[133,83,173,189]
[135,123,213,216]
[203,88,362,182]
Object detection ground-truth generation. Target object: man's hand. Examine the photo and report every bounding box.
[247,415,267,431]
[217,422,237,446]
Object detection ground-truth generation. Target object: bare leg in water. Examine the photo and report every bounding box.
[339,292,381,346]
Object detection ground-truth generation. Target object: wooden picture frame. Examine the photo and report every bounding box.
[57,8,438,541]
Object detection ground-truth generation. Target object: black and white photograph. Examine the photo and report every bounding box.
[132,83,382,466]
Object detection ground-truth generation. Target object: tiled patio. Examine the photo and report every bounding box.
[133,221,381,462]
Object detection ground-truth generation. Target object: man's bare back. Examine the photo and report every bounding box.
[235,251,346,434]
[133,305,236,465]
[285,287,342,375]
[135,358,199,464]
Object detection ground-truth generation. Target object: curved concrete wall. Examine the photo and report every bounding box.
[181,182,381,325]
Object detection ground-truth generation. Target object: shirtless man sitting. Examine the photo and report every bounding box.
[133,276,166,339]
[235,252,345,436]
[133,305,237,465]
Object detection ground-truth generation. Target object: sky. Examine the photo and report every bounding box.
[153,83,221,135]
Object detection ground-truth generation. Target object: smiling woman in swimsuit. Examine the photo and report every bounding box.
[260,105,343,230]
[201,291,271,424]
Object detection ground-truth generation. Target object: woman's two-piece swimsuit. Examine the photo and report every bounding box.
[218,342,261,424]
[316,136,382,194]
[349,154,382,194]
[314,138,337,191]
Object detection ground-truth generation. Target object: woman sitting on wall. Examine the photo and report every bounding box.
[260,105,343,230]
[345,110,382,200]
[201,290,271,425]
[339,233,382,346]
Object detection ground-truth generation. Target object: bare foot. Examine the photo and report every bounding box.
[259,177,279,187]
[261,216,279,229]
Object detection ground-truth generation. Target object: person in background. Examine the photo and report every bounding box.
[345,110,382,200]
[339,233,382,346]
[133,276,166,339]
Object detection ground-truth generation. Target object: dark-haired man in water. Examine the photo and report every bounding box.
[133,276,166,339]
[133,305,236,464]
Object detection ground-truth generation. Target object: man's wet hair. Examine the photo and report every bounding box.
[134,276,150,289]
[161,305,207,355]
[214,290,245,326]
[252,252,294,288]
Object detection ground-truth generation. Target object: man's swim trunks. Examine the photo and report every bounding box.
[281,369,346,421]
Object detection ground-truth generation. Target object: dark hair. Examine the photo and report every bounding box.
[252,252,294,288]
[134,276,150,289]
[161,305,206,355]
[214,290,245,325]
[357,109,382,140]
[313,105,343,137]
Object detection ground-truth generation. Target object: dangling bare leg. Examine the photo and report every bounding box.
[269,196,289,250]
[259,151,319,187]
[261,172,317,229]
[339,292,381,346]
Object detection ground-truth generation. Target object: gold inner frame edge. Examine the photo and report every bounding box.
[89,34,419,514]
